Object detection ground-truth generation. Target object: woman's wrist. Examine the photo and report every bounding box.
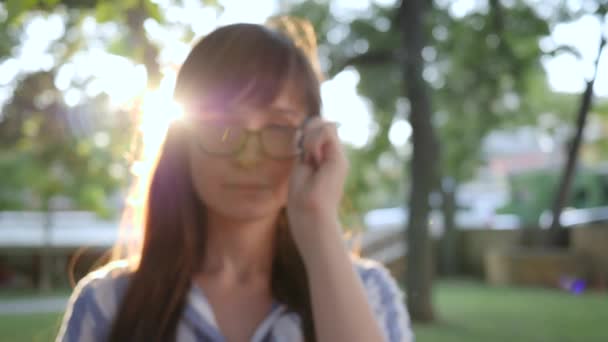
[290,215,347,266]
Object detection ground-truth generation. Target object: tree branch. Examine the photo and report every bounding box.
[545,44,584,59]
[332,49,399,76]
[549,34,606,242]
[489,0,519,76]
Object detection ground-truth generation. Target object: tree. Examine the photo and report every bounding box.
[290,0,439,320]
[431,0,551,274]
[0,0,177,289]
[0,70,133,289]
[288,1,407,221]
[399,0,438,321]
[288,0,557,320]
[549,20,606,244]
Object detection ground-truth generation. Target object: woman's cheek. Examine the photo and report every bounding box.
[271,160,295,203]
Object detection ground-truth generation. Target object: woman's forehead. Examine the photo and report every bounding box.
[196,84,306,115]
[231,101,307,121]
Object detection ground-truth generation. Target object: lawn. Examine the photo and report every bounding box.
[0,312,62,342]
[414,280,608,342]
[0,280,606,342]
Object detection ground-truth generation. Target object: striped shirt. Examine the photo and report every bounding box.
[56,257,414,342]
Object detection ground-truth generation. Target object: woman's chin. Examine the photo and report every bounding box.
[215,203,281,222]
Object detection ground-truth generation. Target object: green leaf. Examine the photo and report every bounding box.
[42,0,60,7]
[77,184,105,210]
[95,2,117,23]
[123,0,139,10]
[6,0,37,25]
[144,0,162,22]
[106,35,131,57]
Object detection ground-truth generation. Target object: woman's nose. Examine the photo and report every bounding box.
[234,133,263,169]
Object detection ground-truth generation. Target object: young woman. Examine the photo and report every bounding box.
[57,21,413,342]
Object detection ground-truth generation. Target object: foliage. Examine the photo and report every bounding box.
[288,0,563,216]
[0,71,134,216]
[2,0,604,220]
[431,1,551,182]
[290,1,410,217]
[0,0,213,216]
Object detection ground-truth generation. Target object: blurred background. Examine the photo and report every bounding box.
[1,0,607,341]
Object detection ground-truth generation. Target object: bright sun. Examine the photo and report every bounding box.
[119,71,185,255]
[127,70,184,179]
[138,73,184,160]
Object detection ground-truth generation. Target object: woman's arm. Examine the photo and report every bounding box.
[296,217,385,342]
[287,117,410,341]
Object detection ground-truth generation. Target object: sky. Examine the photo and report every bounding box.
[0,0,606,149]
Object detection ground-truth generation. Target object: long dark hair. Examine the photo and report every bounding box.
[107,22,322,341]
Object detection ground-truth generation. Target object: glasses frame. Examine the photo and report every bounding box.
[183,116,315,160]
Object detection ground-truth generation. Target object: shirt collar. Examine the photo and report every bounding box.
[184,283,289,342]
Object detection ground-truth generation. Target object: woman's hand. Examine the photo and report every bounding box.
[286,116,349,254]
[286,118,386,342]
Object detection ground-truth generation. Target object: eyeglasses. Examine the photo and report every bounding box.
[185,119,309,159]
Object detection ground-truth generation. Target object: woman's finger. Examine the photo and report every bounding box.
[301,121,339,166]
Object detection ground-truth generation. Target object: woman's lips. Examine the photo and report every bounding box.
[225,183,270,189]
[224,184,271,196]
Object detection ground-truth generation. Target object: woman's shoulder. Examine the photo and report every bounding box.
[56,260,133,341]
[351,255,414,342]
[351,255,399,286]
[74,260,132,292]
[66,261,132,319]
[352,255,401,293]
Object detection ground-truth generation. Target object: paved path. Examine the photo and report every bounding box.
[0,296,68,315]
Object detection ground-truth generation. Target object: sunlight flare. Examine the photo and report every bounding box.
[138,71,184,162]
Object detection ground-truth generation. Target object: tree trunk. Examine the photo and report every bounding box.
[439,178,458,276]
[400,0,438,322]
[548,37,606,246]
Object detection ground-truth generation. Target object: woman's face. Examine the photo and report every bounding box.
[186,86,308,223]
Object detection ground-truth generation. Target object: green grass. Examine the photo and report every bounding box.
[0,312,62,342]
[0,281,606,342]
[413,280,608,342]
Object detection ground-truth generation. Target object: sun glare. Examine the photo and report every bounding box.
[137,71,184,166]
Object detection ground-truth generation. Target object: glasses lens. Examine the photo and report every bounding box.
[197,123,246,155]
[261,125,301,158]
